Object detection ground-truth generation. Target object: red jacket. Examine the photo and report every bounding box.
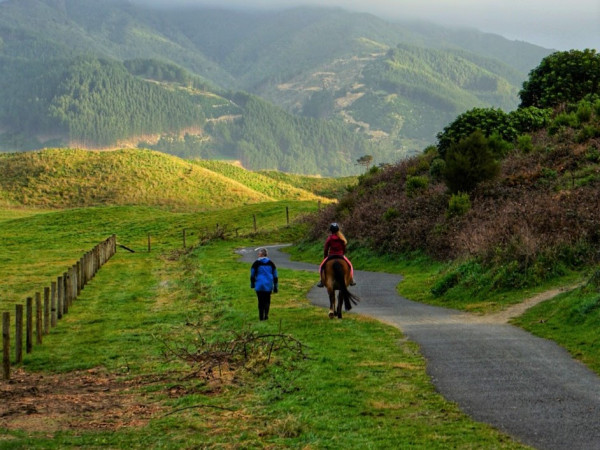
[324,234,346,258]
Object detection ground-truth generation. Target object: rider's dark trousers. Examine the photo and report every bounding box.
[257,291,271,321]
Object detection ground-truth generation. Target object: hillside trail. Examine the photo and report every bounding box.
[236,245,600,450]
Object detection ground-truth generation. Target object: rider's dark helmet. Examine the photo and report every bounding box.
[329,222,340,233]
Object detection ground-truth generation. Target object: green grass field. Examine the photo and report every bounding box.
[0,204,529,448]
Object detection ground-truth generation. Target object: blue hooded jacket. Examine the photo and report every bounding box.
[250,257,278,292]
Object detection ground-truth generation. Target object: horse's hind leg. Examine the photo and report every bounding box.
[336,292,343,319]
[328,290,336,319]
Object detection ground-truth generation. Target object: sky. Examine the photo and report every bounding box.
[136,0,600,51]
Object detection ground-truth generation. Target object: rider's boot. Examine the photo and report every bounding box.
[317,280,324,287]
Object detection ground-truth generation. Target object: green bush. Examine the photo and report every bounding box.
[383,207,400,221]
[517,134,533,153]
[429,158,446,180]
[431,271,460,297]
[577,102,593,123]
[447,192,471,217]
[405,175,429,197]
[443,131,500,193]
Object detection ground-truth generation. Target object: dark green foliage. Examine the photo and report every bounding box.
[206,93,377,176]
[519,49,600,108]
[0,56,206,146]
[356,44,523,147]
[124,59,194,86]
[429,158,446,180]
[302,90,336,119]
[443,131,500,193]
[405,175,429,197]
[0,0,551,169]
[508,106,552,133]
[437,106,552,158]
[447,193,471,217]
[436,108,512,158]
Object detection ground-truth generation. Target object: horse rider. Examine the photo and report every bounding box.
[317,222,356,287]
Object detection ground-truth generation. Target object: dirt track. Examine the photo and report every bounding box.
[237,245,600,450]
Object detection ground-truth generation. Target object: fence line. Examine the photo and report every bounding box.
[2,204,304,380]
[1,235,117,380]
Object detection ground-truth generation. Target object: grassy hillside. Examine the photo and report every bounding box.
[0,149,336,210]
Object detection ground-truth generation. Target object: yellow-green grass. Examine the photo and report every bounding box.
[193,159,349,201]
[0,148,335,210]
[0,201,317,311]
[1,206,528,448]
[258,169,358,198]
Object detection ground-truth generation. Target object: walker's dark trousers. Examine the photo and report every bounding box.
[257,291,271,321]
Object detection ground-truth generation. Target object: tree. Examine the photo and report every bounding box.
[356,155,374,170]
[436,108,512,158]
[443,130,500,193]
[519,49,600,108]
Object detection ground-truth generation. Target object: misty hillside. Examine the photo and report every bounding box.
[0,0,554,170]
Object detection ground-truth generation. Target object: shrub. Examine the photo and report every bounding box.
[577,102,593,123]
[447,192,471,217]
[540,167,558,179]
[548,112,580,135]
[517,134,533,153]
[443,130,500,193]
[431,271,460,297]
[508,106,552,133]
[383,207,399,221]
[429,158,446,180]
[405,175,429,197]
[436,107,512,158]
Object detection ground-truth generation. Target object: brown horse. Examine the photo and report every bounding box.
[321,257,360,319]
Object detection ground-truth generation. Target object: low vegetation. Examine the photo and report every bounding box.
[307,50,600,306]
[0,205,526,448]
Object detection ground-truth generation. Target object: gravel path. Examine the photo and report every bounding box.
[236,245,600,450]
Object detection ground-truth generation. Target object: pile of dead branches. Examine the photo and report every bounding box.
[161,328,308,381]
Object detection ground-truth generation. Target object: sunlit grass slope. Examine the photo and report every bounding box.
[258,169,358,198]
[192,159,350,200]
[0,201,316,310]
[0,149,333,210]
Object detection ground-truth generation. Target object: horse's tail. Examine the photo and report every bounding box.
[332,261,360,310]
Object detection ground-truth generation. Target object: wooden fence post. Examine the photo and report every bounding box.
[3,312,9,380]
[286,206,289,225]
[77,260,82,295]
[62,272,68,315]
[57,276,63,320]
[44,287,50,334]
[26,297,32,354]
[35,292,42,345]
[51,281,57,326]
[15,304,22,364]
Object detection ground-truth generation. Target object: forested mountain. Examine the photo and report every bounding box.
[0,0,554,174]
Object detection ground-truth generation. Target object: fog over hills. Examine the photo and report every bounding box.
[134,0,600,51]
[0,0,583,174]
